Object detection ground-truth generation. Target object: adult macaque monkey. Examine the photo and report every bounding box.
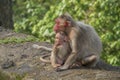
[54,13,102,71]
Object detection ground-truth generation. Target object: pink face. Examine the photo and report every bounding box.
[53,18,69,32]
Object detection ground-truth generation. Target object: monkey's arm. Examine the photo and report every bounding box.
[56,31,78,71]
[51,46,61,68]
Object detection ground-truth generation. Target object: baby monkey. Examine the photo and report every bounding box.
[50,31,71,68]
[33,31,71,68]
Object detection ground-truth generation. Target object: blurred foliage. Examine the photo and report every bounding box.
[0,70,12,80]
[0,36,39,44]
[0,70,23,80]
[13,0,120,66]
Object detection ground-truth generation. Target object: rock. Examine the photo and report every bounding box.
[17,63,33,74]
[8,54,14,57]
[0,30,120,80]
[1,60,15,69]
[20,54,29,59]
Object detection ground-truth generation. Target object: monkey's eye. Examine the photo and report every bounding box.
[55,37,59,39]
[64,21,68,27]
[55,19,60,24]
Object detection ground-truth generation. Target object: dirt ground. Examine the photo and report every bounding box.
[0,28,120,80]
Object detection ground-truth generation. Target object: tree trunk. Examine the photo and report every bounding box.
[0,0,13,29]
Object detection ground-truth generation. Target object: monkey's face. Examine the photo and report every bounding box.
[53,18,69,32]
[55,33,64,41]
[55,33,65,45]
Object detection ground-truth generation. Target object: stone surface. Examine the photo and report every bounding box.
[0,29,120,80]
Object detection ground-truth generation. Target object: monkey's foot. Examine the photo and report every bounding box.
[55,66,69,72]
[53,64,61,68]
[81,55,97,66]
[70,62,82,68]
[55,68,67,72]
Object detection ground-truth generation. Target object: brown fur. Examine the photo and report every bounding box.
[33,32,71,68]
[54,13,102,71]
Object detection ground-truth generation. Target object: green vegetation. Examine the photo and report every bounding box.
[0,70,23,80]
[0,36,39,44]
[0,71,12,80]
[12,0,120,66]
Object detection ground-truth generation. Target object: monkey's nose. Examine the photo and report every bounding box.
[53,24,59,32]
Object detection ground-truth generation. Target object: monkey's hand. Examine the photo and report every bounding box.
[55,65,69,72]
[53,64,61,68]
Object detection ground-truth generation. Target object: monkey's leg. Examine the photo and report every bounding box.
[81,55,97,67]
[70,61,82,68]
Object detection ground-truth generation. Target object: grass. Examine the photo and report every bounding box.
[0,70,25,80]
[0,36,40,44]
[0,70,12,80]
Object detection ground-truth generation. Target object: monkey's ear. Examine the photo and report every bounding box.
[66,21,71,27]
[64,12,72,18]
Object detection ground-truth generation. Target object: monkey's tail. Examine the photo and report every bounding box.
[32,44,52,51]
[96,59,120,72]
[40,54,51,63]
